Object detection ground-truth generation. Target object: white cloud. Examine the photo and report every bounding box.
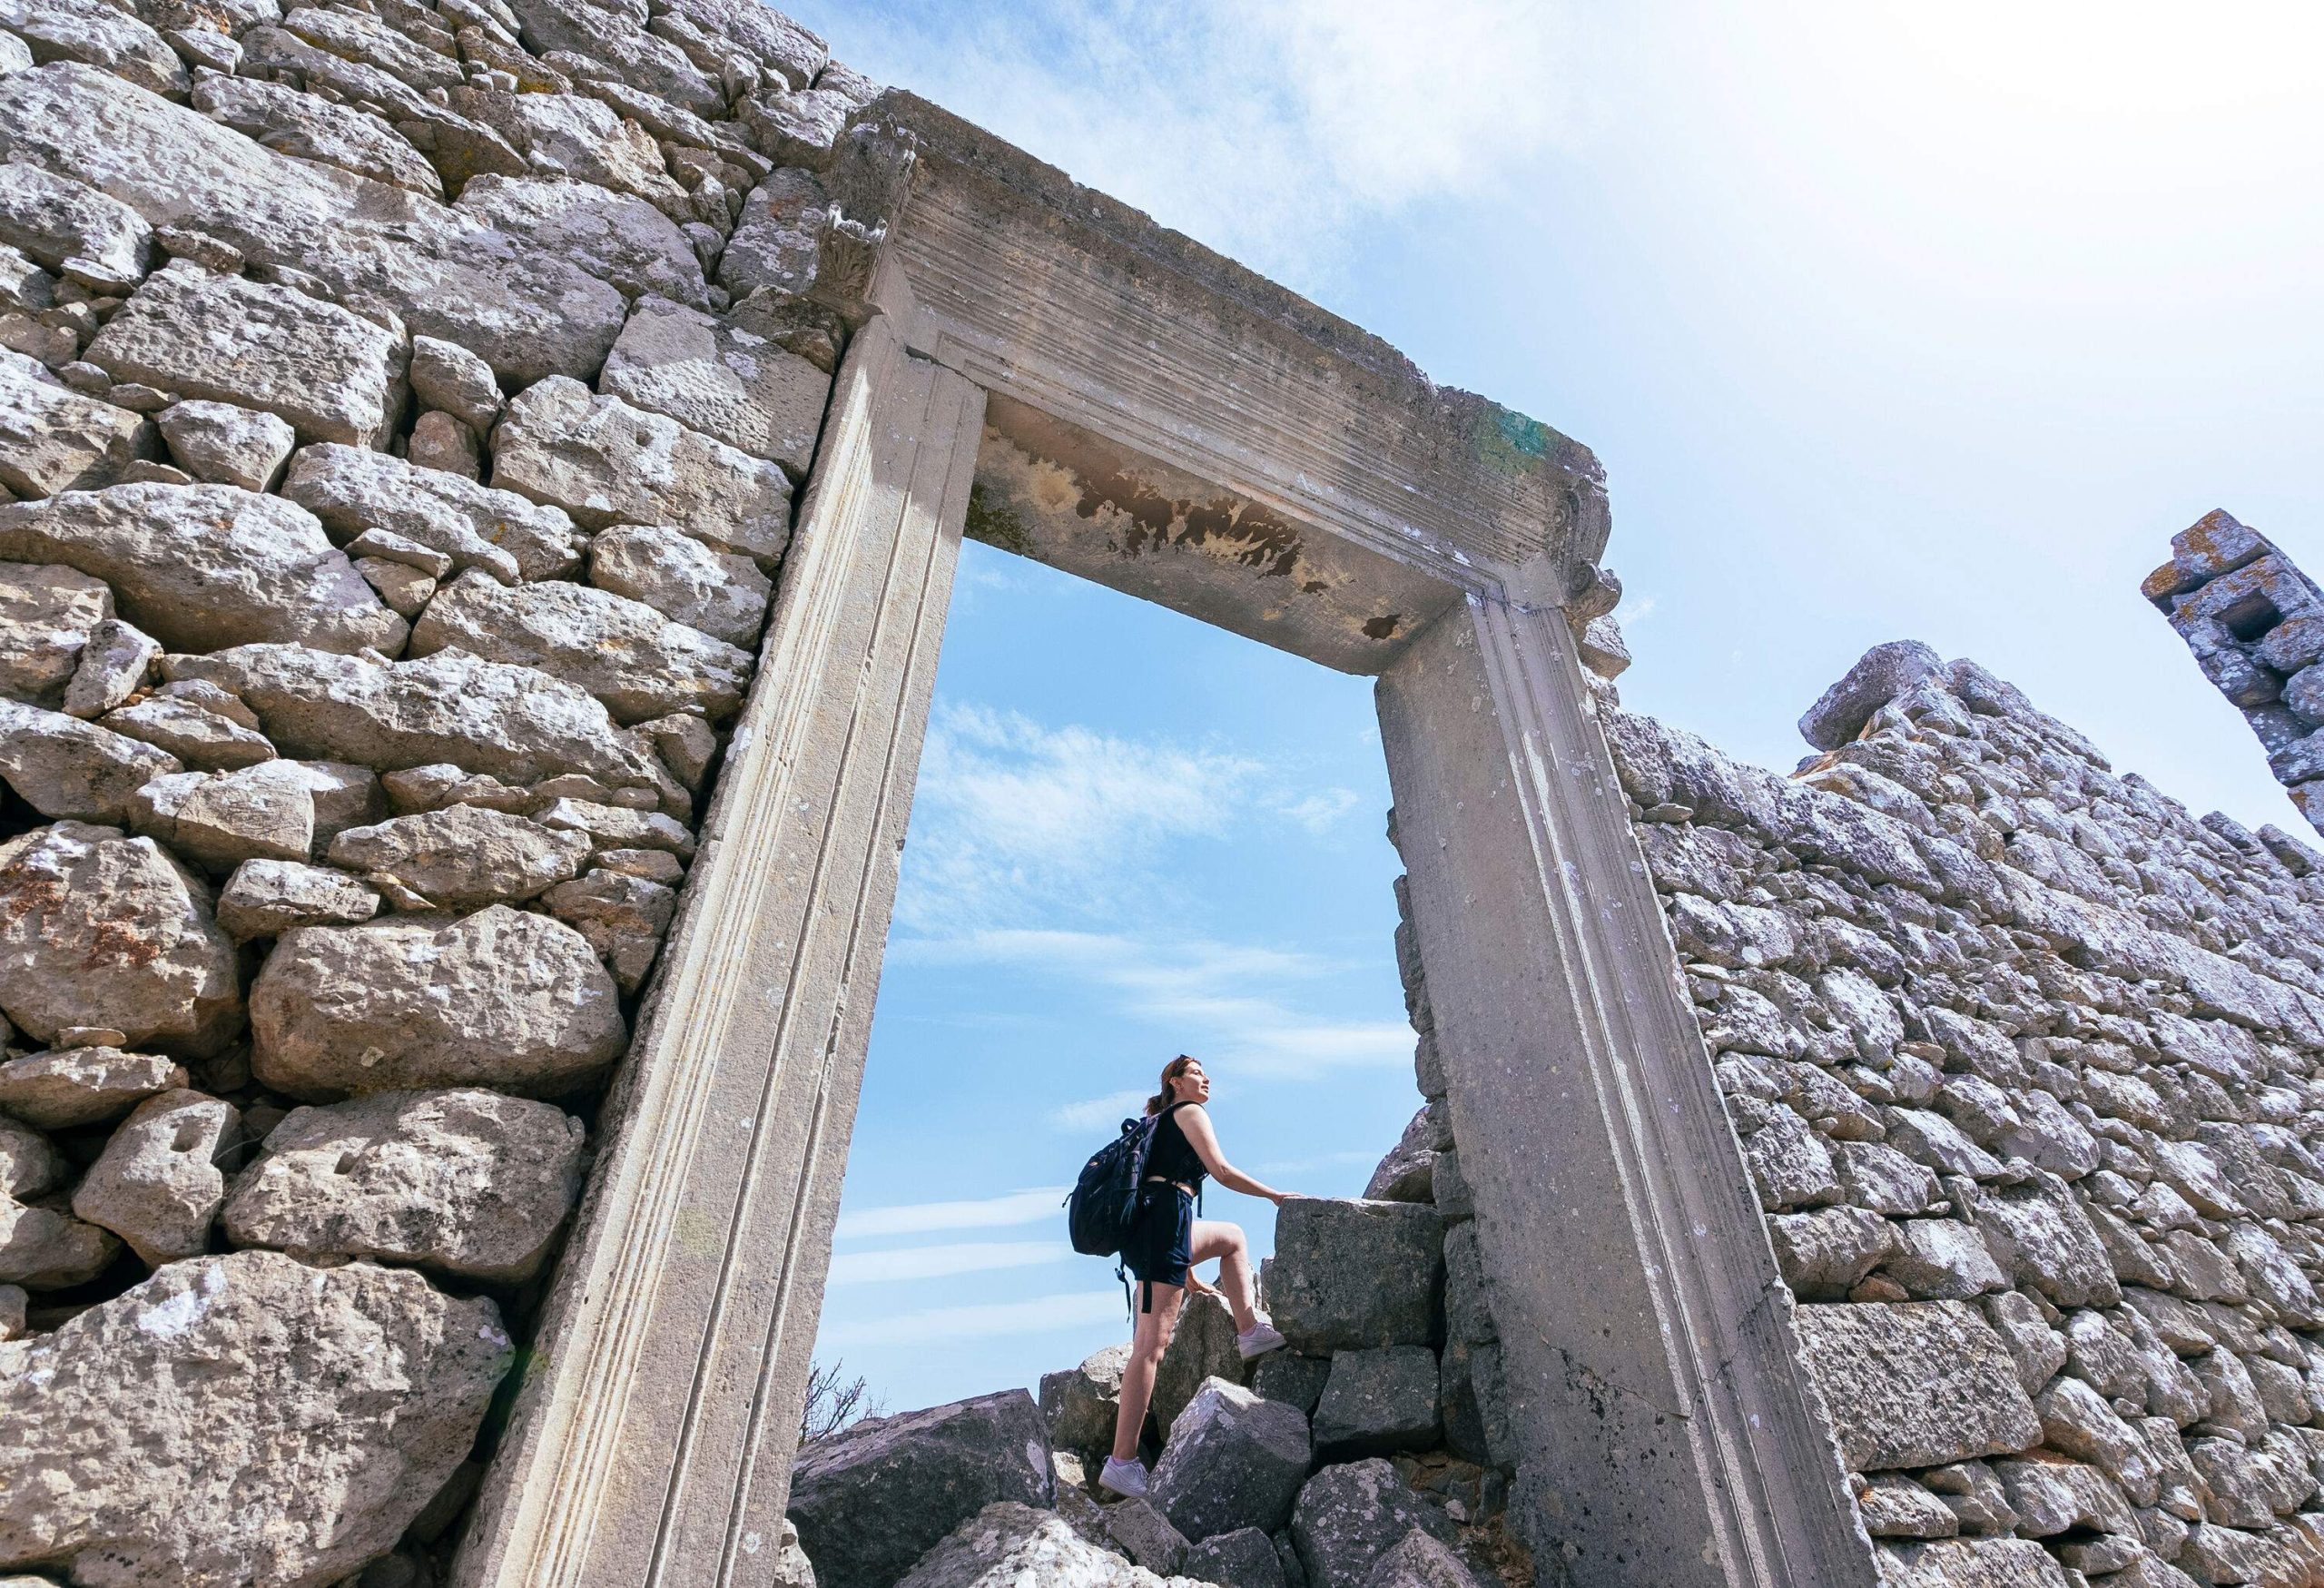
[821,1288,1129,1348]
[828,1240,1075,1286]
[797,0,1581,288]
[895,704,1362,933]
[834,1186,1068,1241]
[895,928,1412,1081]
[1049,1089,1153,1132]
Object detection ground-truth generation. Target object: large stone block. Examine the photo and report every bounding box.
[1186,1527,1286,1588]
[69,1086,237,1264]
[587,520,773,649]
[1267,1198,1443,1354]
[1039,1342,1128,1465]
[222,1087,584,1282]
[1149,1377,1310,1542]
[1793,1301,2042,1472]
[250,904,627,1100]
[1797,640,1945,751]
[0,64,629,382]
[0,821,240,1053]
[1875,1538,2072,1587]
[453,173,709,309]
[891,1503,1184,1588]
[170,644,665,793]
[409,568,753,725]
[0,1249,508,1585]
[490,374,794,567]
[0,483,404,655]
[1964,1173,2121,1309]
[0,698,180,824]
[789,1389,1052,1588]
[84,265,405,448]
[1288,1460,1454,1588]
[599,293,831,475]
[1310,1346,1439,1459]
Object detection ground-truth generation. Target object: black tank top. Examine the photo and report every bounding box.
[1147,1103,1206,1189]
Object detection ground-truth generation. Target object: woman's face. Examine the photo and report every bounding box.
[1174,1061,1210,1104]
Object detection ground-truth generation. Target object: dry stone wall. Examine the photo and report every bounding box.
[2146,511,2324,842]
[0,0,873,1578]
[1383,612,2324,1588]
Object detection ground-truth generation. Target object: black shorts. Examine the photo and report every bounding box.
[1122,1183,1193,1288]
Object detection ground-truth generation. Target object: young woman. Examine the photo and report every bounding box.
[1098,1054,1295,1499]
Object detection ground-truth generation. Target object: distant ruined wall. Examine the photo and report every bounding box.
[0,0,884,1580]
[2146,509,2324,840]
[1384,596,2324,1586]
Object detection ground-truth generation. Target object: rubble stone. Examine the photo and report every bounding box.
[599,293,829,474]
[70,1086,237,1263]
[0,1045,183,1129]
[0,158,151,291]
[0,482,405,653]
[0,698,179,821]
[280,442,585,584]
[325,804,591,908]
[0,822,240,1052]
[0,1249,508,1584]
[0,348,151,495]
[1310,1348,1439,1458]
[587,519,773,648]
[891,1504,1194,1588]
[0,559,106,705]
[1186,1527,1287,1588]
[1104,1498,1189,1575]
[1793,1302,2042,1472]
[1150,1378,1310,1542]
[788,1389,1052,1588]
[250,903,626,1099]
[222,1086,583,1281]
[454,173,707,308]
[1039,1342,1128,1465]
[190,70,444,198]
[0,1191,116,1287]
[215,856,379,939]
[153,399,297,492]
[1287,1460,1454,1588]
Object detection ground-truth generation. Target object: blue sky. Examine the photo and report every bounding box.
[801,0,2324,1414]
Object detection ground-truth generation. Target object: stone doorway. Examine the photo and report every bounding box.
[456,97,1870,1588]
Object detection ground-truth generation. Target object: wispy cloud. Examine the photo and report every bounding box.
[834,1187,1068,1241]
[895,703,1361,934]
[821,1288,1128,1348]
[1049,1089,1152,1132]
[896,929,1412,1081]
[809,0,1582,288]
[828,1240,1074,1286]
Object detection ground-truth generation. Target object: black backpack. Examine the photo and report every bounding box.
[1066,1114,1157,1258]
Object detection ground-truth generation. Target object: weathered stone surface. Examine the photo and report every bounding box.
[718,168,823,301]
[599,293,829,475]
[215,856,379,939]
[1769,1204,1898,1298]
[1884,1218,2009,1300]
[490,374,793,565]
[223,1086,583,1281]
[0,1248,509,1584]
[411,568,753,724]
[0,348,149,495]
[1310,1347,1438,1458]
[0,822,239,1052]
[62,616,156,720]
[85,265,403,448]
[1875,1538,2071,1587]
[326,803,590,908]
[1357,1531,1478,1588]
[2034,1376,2160,1505]
[1104,1497,1189,1575]
[790,1390,1053,1588]
[153,399,296,492]
[1362,1103,1445,1205]
[0,64,626,381]
[1251,1353,1331,1416]
[129,761,344,871]
[0,483,403,654]
[0,1190,115,1287]
[541,867,673,991]
[1287,1460,1454,1588]
[191,69,442,198]
[1150,1377,1311,1542]
[1798,640,1945,751]
[1856,1474,1961,1540]
[0,0,185,97]
[0,698,179,820]
[170,644,663,791]
[1154,1289,1246,1436]
[1965,1174,2122,1309]
[454,173,706,307]
[70,1086,236,1263]
[276,4,458,91]
[251,904,625,1100]
[0,1113,59,1199]
[409,335,502,434]
[740,84,849,169]
[103,695,275,771]
[1041,1342,1128,1465]
[536,794,694,854]
[587,519,773,647]
[0,153,152,290]
[1794,1302,2042,1472]
[0,1044,182,1129]
[891,1503,1195,1588]
[280,442,585,584]
[0,559,106,706]
[1187,1527,1286,1588]
[1267,1198,1443,1354]
[406,408,478,479]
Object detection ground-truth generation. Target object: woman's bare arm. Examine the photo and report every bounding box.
[1173,1105,1288,1204]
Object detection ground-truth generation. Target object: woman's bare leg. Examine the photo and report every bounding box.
[1110,1282,1186,1463]
[1190,1219,1258,1332]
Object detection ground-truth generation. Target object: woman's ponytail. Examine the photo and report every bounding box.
[1145,1054,1198,1116]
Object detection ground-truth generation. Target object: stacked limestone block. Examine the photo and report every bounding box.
[1578,637,2324,1587]
[2145,511,2324,841]
[0,0,866,1578]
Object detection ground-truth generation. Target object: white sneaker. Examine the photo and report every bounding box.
[1098,1455,1149,1499]
[1236,1319,1286,1360]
